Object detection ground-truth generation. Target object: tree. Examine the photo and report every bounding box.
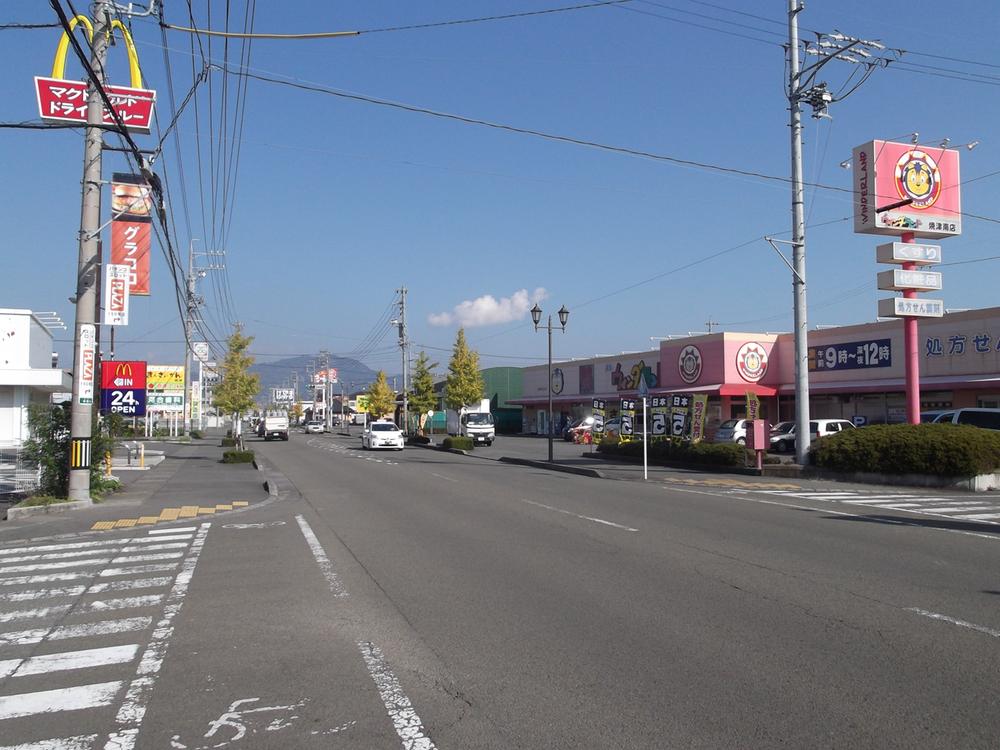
[213,329,260,437]
[23,402,118,499]
[365,371,396,419]
[444,328,485,411]
[409,351,439,434]
[288,402,303,424]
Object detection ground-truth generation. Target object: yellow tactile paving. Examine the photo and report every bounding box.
[667,477,802,491]
[90,500,255,531]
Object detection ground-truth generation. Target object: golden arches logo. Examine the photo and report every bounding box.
[51,14,143,87]
[115,362,134,378]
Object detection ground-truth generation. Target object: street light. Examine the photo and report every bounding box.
[531,303,569,462]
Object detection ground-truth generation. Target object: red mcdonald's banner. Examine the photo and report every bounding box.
[110,174,152,296]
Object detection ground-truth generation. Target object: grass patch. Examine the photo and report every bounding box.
[222,450,255,464]
[442,436,474,451]
[15,495,72,508]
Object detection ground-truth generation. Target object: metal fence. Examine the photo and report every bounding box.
[0,442,40,495]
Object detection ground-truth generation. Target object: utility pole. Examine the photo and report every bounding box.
[394,286,409,433]
[318,349,330,430]
[67,0,112,502]
[784,2,894,463]
[182,240,198,435]
[787,0,810,465]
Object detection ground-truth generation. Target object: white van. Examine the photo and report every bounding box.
[930,408,1000,431]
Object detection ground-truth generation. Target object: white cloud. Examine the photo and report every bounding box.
[428,287,548,328]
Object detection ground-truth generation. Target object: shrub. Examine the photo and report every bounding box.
[222,450,255,464]
[598,437,744,467]
[190,430,203,440]
[221,437,238,447]
[811,423,1000,477]
[442,436,474,451]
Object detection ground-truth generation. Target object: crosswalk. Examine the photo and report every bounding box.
[751,488,1000,523]
[0,523,209,750]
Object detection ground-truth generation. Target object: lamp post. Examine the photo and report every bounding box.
[531,303,569,462]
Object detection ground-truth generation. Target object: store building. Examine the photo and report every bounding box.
[511,306,1000,436]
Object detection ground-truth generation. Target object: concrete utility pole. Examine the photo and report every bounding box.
[318,349,330,430]
[785,3,895,463]
[787,0,811,465]
[182,240,198,435]
[397,286,409,433]
[67,0,112,502]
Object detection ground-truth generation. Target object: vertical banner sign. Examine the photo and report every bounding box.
[592,398,606,434]
[690,395,708,443]
[78,324,96,405]
[650,396,668,436]
[103,263,130,326]
[745,392,761,421]
[190,381,201,422]
[100,360,147,416]
[111,174,153,295]
[670,394,691,437]
[620,398,636,438]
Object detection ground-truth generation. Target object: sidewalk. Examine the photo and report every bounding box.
[0,437,272,541]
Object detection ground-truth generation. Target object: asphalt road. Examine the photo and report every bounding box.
[2,431,998,748]
[255,431,1000,748]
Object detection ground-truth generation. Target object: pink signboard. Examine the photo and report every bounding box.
[852,140,961,238]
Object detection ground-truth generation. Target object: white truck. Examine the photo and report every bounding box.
[261,415,289,441]
[446,398,495,446]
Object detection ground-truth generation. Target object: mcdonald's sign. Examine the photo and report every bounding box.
[100,360,147,416]
[34,15,156,133]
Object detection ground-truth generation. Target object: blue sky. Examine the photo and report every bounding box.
[2,1,998,378]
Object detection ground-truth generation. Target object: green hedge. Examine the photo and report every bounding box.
[442,436,474,451]
[221,437,238,447]
[810,423,1000,477]
[222,450,255,464]
[597,438,744,467]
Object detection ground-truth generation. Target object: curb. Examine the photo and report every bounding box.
[499,456,604,479]
[252,457,280,497]
[7,499,95,519]
[581,453,763,477]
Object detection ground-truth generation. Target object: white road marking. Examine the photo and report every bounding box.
[148,527,196,535]
[0,571,98,587]
[111,552,186,564]
[918,505,997,514]
[295,516,347,597]
[0,681,123,720]
[104,523,211,750]
[0,535,191,558]
[0,644,139,679]
[90,577,174,594]
[0,559,112,575]
[0,604,71,624]
[119,542,190,554]
[959,512,1000,521]
[0,734,98,750]
[99,563,179,577]
[1,548,125,565]
[0,617,153,646]
[83,594,165,612]
[906,607,1000,638]
[0,578,171,604]
[430,473,458,483]
[520,498,639,532]
[359,641,437,750]
[666,485,1000,542]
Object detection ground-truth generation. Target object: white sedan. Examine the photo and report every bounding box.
[361,421,405,450]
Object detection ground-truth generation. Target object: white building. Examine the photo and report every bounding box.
[0,308,73,447]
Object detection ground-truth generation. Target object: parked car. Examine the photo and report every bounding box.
[713,419,749,445]
[809,419,856,440]
[769,421,796,452]
[600,417,623,440]
[928,408,1000,430]
[564,416,595,441]
[361,421,404,450]
[303,420,325,434]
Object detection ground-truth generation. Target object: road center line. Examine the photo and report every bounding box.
[520,499,638,532]
[905,607,1000,639]
[430,473,458,483]
[295,515,347,597]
